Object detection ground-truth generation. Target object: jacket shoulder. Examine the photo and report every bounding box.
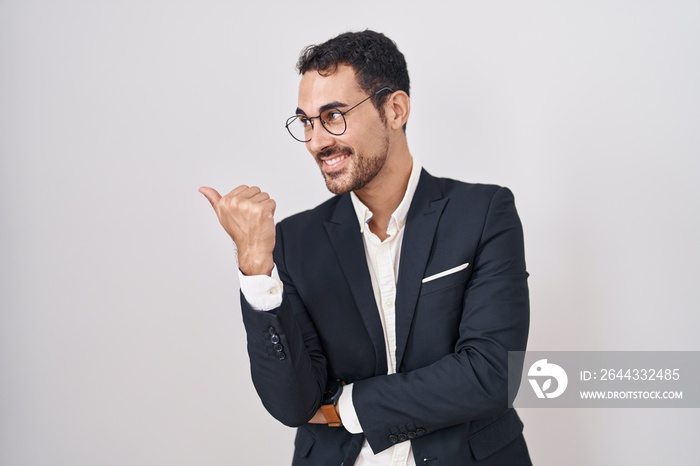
[421,170,511,203]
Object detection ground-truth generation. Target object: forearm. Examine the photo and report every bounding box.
[353,300,528,453]
[240,293,328,426]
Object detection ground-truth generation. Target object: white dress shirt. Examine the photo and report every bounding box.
[239,160,422,466]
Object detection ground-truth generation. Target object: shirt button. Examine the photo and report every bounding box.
[269,287,279,295]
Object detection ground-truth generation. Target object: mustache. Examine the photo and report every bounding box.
[316,147,353,160]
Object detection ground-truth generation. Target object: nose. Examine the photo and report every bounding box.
[306,121,336,154]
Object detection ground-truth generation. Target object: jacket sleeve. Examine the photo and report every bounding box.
[352,187,530,453]
[239,223,328,427]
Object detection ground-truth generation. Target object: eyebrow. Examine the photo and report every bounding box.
[295,101,349,116]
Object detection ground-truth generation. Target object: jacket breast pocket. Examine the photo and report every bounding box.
[419,263,470,297]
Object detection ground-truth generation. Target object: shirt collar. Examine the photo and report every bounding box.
[350,159,422,234]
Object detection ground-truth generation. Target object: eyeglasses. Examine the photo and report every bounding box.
[285,87,393,143]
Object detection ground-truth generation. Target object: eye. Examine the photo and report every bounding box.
[326,110,343,122]
[298,116,312,128]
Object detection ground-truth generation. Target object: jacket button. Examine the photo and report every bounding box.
[271,334,280,344]
[398,433,408,442]
[273,343,284,352]
[407,431,416,439]
[416,428,426,436]
[388,435,398,444]
[268,326,276,335]
[277,351,286,360]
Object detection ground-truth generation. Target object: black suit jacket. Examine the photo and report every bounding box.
[240,169,531,465]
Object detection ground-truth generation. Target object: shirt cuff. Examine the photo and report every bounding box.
[337,383,363,434]
[237,265,283,311]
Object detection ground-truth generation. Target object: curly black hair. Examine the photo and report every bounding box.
[296,30,410,114]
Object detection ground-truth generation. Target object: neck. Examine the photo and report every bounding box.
[354,146,413,239]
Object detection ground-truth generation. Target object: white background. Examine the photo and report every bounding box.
[1,1,698,465]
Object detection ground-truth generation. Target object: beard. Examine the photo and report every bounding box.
[316,136,390,195]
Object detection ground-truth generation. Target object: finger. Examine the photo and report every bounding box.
[264,198,277,216]
[250,191,271,202]
[238,186,263,199]
[198,186,222,208]
[227,185,251,197]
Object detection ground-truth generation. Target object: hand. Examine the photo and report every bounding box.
[199,185,276,276]
[307,408,327,424]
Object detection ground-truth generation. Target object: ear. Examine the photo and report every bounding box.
[384,91,410,130]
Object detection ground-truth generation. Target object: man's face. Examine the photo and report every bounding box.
[296,65,390,195]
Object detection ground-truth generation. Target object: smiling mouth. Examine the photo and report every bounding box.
[317,148,352,172]
[323,153,350,168]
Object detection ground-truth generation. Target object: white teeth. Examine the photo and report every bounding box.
[324,154,347,166]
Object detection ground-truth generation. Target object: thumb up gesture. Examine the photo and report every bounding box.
[199,185,276,276]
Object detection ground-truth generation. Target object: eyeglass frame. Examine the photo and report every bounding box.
[285,87,394,143]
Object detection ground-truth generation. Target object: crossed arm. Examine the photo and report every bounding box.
[202,184,529,453]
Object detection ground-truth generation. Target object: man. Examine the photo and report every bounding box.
[200,30,531,465]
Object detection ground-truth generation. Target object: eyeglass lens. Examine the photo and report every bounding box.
[286,109,347,143]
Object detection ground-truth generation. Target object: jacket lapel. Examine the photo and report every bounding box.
[324,195,388,375]
[395,170,447,369]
